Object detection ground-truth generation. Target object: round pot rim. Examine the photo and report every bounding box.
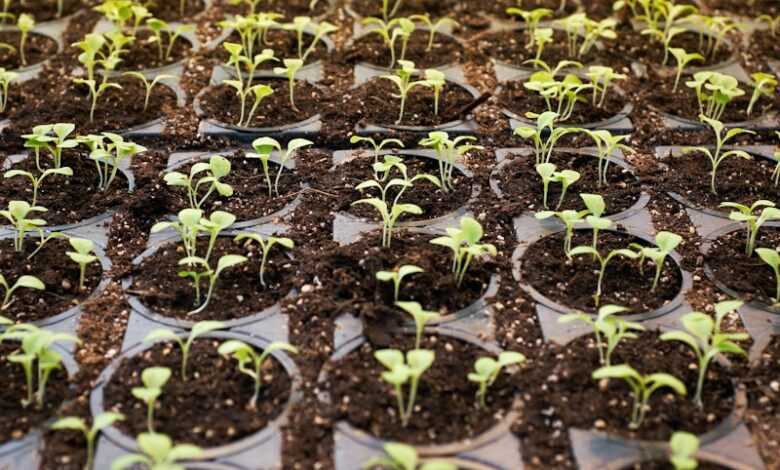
[193,77,323,133]
[89,330,302,459]
[349,28,465,72]
[318,326,520,457]
[123,232,296,330]
[511,227,691,319]
[489,149,650,222]
[0,25,63,73]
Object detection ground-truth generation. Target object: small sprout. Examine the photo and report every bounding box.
[150,208,203,260]
[523,69,593,122]
[581,193,611,250]
[592,364,686,429]
[660,300,747,407]
[177,254,248,315]
[585,66,627,109]
[143,321,224,380]
[534,209,586,255]
[720,200,780,256]
[234,232,294,287]
[0,200,47,252]
[381,60,433,124]
[349,135,404,178]
[218,340,298,410]
[669,432,700,470]
[629,231,683,292]
[4,166,73,206]
[431,216,496,287]
[408,14,458,51]
[164,155,234,210]
[362,17,403,67]
[393,18,416,63]
[669,48,704,92]
[0,67,17,113]
[66,237,98,291]
[363,442,456,470]
[418,131,482,193]
[224,77,274,128]
[246,137,312,196]
[513,111,585,165]
[424,69,445,116]
[468,351,525,408]
[375,348,435,427]
[0,274,44,310]
[16,14,34,67]
[111,432,203,470]
[505,8,553,48]
[131,367,171,433]
[560,305,641,366]
[299,20,337,63]
[747,72,777,116]
[394,301,440,349]
[273,58,304,112]
[123,72,175,111]
[568,245,639,306]
[197,210,236,262]
[756,247,780,303]
[80,132,146,192]
[376,265,423,303]
[532,27,553,61]
[51,412,125,470]
[586,129,631,187]
[73,78,122,123]
[685,72,744,122]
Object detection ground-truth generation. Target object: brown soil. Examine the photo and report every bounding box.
[149,0,207,22]
[130,236,296,321]
[750,29,780,62]
[0,154,131,226]
[614,29,733,67]
[662,151,780,212]
[346,29,463,69]
[513,331,736,466]
[348,0,459,18]
[6,0,81,22]
[520,230,683,313]
[0,31,58,70]
[704,0,780,15]
[215,29,329,70]
[476,28,604,68]
[225,0,331,20]
[706,227,780,307]
[0,342,70,444]
[4,76,177,135]
[624,463,727,470]
[103,339,292,448]
[354,77,475,127]
[0,238,102,323]
[163,151,303,224]
[499,79,628,125]
[495,151,641,217]
[198,78,323,129]
[112,30,192,71]
[341,153,472,221]
[326,333,515,444]
[745,335,780,469]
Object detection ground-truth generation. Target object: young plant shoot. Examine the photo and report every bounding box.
[375,348,435,427]
[430,216,496,287]
[394,301,440,349]
[164,155,234,209]
[4,165,73,206]
[363,442,456,470]
[273,58,303,112]
[468,351,525,408]
[234,232,294,287]
[559,305,642,366]
[177,254,247,315]
[629,231,683,292]
[685,72,744,122]
[418,131,482,193]
[581,193,611,250]
[747,72,777,116]
[534,208,586,255]
[376,265,423,303]
[150,208,203,260]
[110,432,203,470]
[669,48,704,92]
[350,135,404,169]
[123,72,175,111]
[720,200,780,256]
[669,432,700,470]
[0,68,17,113]
[0,200,47,252]
[513,111,584,165]
[381,60,433,124]
[143,321,225,380]
[568,245,640,306]
[218,340,298,409]
[0,273,44,310]
[51,412,125,470]
[246,137,311,197]
[757,247,780,304]
[66,237,98,290]
[131,366,171,433]
[586,129,631,187]
[536,163,581,210]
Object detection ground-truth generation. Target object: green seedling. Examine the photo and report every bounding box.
[0,200,47,252]
[535,208,587,255]
[131,366,171,433]
[164,155,233,210]
[756,247,780,304]
[273,58,303,111]
[581,193,611,250]
[669,48,704,92]
[4,166,73,206]
[586,129,631,187]
[81,132,146,192]
[424,69,445,116]
[376,265,423,303]
[535,163,581,210]
[568,245,640,306]
[16,14,33,66]
[513,111,585,165]
[747,72,777,116]
[197,211,236,263]
[0,274,44,310]
[66,237,98,290]
[629,231,682,292]
[223,78,274,128]
[150,208,203,260]
[218,340,298,409]
[123,72,175,111]
[363,442,456,470]
[431,216,496,287]
[177,255,247,315]
[394,301,440,349]
[234,232,294,287]
[362,17,403,68]
[111,432,202,470]
[506,7,552,48]
[143,321,225,380]
[560,305,641,366]
[349,135,404,179]
[375,348,435,427]
[685,72,744,121]
[0,67,17,113]
[381,60,433,124]
[585,65,626,108]
[669,431,700,470]
[408,14,458,51]
[532,27,553,61]
[720,200,780,256]
[468,351,525,408]
[418,131,482,193]
[51,412,125,470]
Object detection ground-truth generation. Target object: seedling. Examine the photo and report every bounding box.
[720,200,780,256]
[223,78,274,128]
[408,14,458,51]
[669,432,699,470]
[685,72,744,122]
[0,67,17,113]
[177,255,247,315]
[747,72,777,116]
[669,48,704,92]
[513,111,584,165]
[533,28,553,61]
[298,20,337,63]
[36,123,78,169]
[349,135,404,176]
[218,340,298,409]
[381,60,433,124]
[394,301,440,349]
[629,231,682,292]
[418,131,482,192]
[535,163,581,210]
[362,17,403,68]
[682,116,754,194]
[63,237,98,290]
[505,8,552,48]
[376,265,423,303]
[247,137,312,196]
[375,348,435,427]
[123,72,175,111]
[535,209,586,254]
[585,66,626,109]
[660,300,747,407]
[363,442,456,470]
[560,305,641,366]
[393,18,415,63]
[111,432,202,470]
[523,70,594,122]
[143,321,224,380]
[431,216,496,287]
[81,132,146,192]
[164,155,234,210]
[468,351,525,408]
[51,412,125,470]
[146,20,194,62]
[73,77,122,123]
[16,14,33,66]
[424,69,445,116]
[0,274,44,310]
[586,129,631,187]
[756,247,780,303]
[568,245,640,306]
[592,364,686,429]
[150,208,203,260]
[0,200,47,252]
[4,166,73,206]
[234,232,294,287]
[580,193,611,250]
[131,366,171,433]
[273,58,303,111]
[378,0,403,21]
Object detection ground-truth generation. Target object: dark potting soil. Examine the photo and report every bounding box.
[103,339,292,448]
[646,73,774,124]
[704,0,780,16]
[0,342,70,445]
[4,76,177,135]
[520,230,683,313]
[164,151,303,223]
[513,331,736,465]
[476,29,604,68]
[348,0,459,18]
[354,77,475,128]
[0,238,102,323]
[215,29,328,70]
[495,151,641,217]
[751,29,780,61]
[706,227,780,307]
[624,462,727,470]
[0,154,131,226]
[308,232,492,342]
[342,153,472,222]
[327,333,515,445]
[130,237,296,321]
[224,0,331,20]
[746,335,780,466]
[0,31,58,70]
[112,30,192,71]
[614,29,733,67]
[346,29,463,69]
[148,0,207,22]
[198,79,323,129]
[7,0,81,22]
[662,150,780,212]
[499,80,628,125]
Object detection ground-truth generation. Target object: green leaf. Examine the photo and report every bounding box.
[50,417,87,432]
[141,367,171,388]
[15,275,44,290]
[383,442,418,470]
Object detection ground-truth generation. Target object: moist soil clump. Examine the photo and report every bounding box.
[746,336,780,469]
[103,339,292,447]
[0,31,58,70]
[346,29,462,69]
[0,238,102,323]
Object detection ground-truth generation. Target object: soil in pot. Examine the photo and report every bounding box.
[703,0,779,16]
[662,150,780,212]
[0,31,58,70]
[129,237,295,322]
[476,29,605,68]
[6,0,81,22]
[706,226,780,307]
[346,29,462,69]
[0,237,102,323]
[163,150,305,223]
[326,333,515,445]
[623,463,728,470]
[645,73,775,123]
[513,331,735,466]
[4,75,177,135]
[520,230,683,313]
[340,153,472,222]
[224,0,330,20]
[148,0,207,22]
[198,78,323,129]
[499,80,628,125]
[0,154,131,226]
[750,29,780,62]
[615,30,733,67]
[0,342,70,444]
[215,29,328,69]
[352,77,474,127]
[348,0,458,18]
[102,338,292,448]
[111,30,192,71]
[745,335,780,469]
[496,151,641,216]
